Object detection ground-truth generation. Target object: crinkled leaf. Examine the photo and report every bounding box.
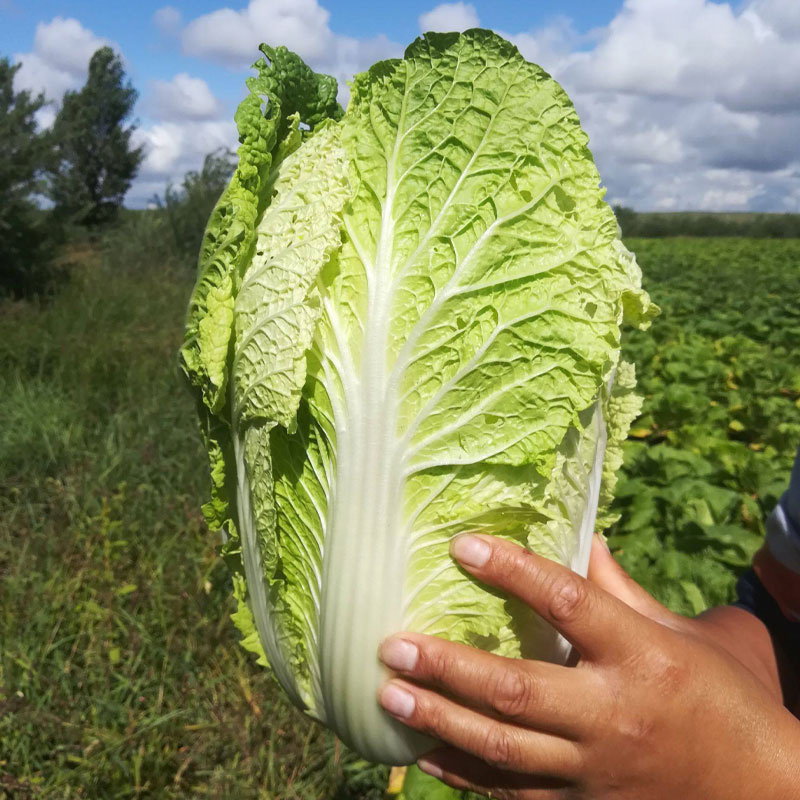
[185,31,655,766]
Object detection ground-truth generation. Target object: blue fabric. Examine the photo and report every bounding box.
[731,448,800,701]
[734,569,800,684]
[764,446,800,573]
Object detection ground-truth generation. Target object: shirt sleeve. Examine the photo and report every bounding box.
[752,447,800,621]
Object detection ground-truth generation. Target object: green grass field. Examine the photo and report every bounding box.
[1,237,798,797]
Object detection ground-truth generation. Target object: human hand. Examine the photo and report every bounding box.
[378,534,800,799]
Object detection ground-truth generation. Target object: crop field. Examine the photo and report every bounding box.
[611,238,800,612]
[1,236,799,798]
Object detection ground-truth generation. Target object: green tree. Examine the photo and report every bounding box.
[0,58,51,297]
[49,47,143,227]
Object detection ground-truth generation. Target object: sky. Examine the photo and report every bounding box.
[3,0,800,211]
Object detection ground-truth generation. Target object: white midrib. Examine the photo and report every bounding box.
[317,88,432,764]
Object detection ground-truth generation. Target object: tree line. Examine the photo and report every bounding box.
[1,47,145,297]
[614,207,800,239]
[1,46,235,299]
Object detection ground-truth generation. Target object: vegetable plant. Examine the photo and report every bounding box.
[181,30,654,765]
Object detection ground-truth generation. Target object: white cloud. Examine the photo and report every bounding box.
[179,0,402,97]
[182,0,333,66]
[418,3,480,32]
[148,73,223,121]
[130,118,237,203]
[520,0,800,210]
[503,17,583,71]
[134,74,233,203]
[13,16,115,102]
[134,120,234,177]
[748,0,800,39]
[783,175,800,212]
[699,180,764,211]
[560,0,800,113]
[153,6,183,36]
[129,0,800,210]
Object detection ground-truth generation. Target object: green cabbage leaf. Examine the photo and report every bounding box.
[181,30,655,765]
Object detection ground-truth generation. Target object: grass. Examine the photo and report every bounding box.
[0,249,389,798]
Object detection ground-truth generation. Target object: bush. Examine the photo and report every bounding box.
[159,148,237,264]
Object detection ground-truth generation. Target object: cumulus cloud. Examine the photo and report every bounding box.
[133,73,233,204]
[148,73,224,121]
[134,120,235,178]
[748,0,800,39]
[561,0,800,114]
[135,0,800,210]
[13,16,115,102]
[182,0,332,65]
[178,0,402,101]
[522,0,800,210]
[503,16,586,71]
[130,118,237,205]
[418,3,480,32]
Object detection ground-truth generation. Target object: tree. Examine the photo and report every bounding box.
[0,58,51,297]
[48,47,143,227]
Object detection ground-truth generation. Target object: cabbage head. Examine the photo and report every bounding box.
[180,29,655,765]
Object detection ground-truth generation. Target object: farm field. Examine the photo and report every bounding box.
[1,236,799,798]
[610,238,800,612]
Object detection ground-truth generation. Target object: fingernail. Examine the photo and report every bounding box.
[595,533,611,553]
[417,758,443,779]
[451,534,491,568]
[380,638,419,672]
[380,683,415,718]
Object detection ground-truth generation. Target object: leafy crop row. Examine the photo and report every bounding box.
[609,238,800,614]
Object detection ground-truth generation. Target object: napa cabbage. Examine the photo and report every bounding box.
[181,30,655,765]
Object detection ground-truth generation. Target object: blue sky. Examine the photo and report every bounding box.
[3,1,623,55]
[4,0,800,211]
[2,1,621,112]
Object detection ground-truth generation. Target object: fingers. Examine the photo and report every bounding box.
[379,633,601,738]
[588,534,675,625]
[379,678,583,777]
[450,534,652,662]
[417,747,572,800]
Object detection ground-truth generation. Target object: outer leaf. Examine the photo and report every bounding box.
[232,121,349,711]
[231,573,268,666]
[399,765,467,800]
[178,49,345,678]
[180,48,342,509]
[181,44,342,415]
[595,360,644,530]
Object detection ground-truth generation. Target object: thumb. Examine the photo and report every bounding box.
[588,534,673,625]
